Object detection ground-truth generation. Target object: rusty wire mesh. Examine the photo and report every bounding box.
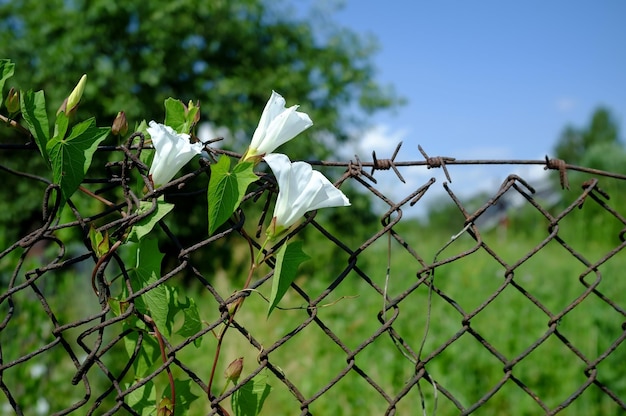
[1,140,626,415]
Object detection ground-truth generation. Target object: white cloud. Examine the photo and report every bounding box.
[336,125,531,217]
[328,125,556,219]
[461,146,514,160]
[197,121,233,148]
[339,124,409,159]
[556,97,577,112]
[512,163,550,184]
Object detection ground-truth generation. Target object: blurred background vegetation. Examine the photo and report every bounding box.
[1,0,626,414]
[0,0,401,147]
[0,0,402,248]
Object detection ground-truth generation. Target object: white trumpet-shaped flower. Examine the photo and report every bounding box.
[264,153,350,238]
[243,91,313,161]
[147,121,203,187]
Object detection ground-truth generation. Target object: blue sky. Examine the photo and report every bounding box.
[290,1,626,208]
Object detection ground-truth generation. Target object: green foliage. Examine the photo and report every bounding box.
[0,58,15,107]
[122,327,161,377]
[584,107,619,148]
[268,240,310,316]
[19,89,50,162]
[129,237,171,334]
[173,288,202,343]
[425,194,465,233]
[126,237,202,342]
[231,372,272,416]
[208,157,258,235]
[1,0,402,251]
[118,237,203,414]
[0,4,396,415]
[126,380,156,415]
[552,106,626,241]
[47,116,110,201]
[554,107,621,166]
[164,379,200,416]
[6,61,111,207]
[89,226,110,257]
[127,198,175,242]
[163,97,198,135]
[0,0,400,154]
[4,48,626,414]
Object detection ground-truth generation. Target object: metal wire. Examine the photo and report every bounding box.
[1,143,625,415]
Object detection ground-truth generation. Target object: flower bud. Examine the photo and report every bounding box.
[66,74,87,113]
[157,397,173,416]
[188,100,201,126]
[56,97,68,115]
[5,87,19,115]
[224,357,244,384]
[112,111,128,136]
[227,297,243,316]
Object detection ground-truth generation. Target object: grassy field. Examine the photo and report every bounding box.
[2,213,626,415]
[171,216,626,415]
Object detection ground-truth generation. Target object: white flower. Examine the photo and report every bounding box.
[147,121,203,186]
[243,91,313,161]
[264,153,350,238]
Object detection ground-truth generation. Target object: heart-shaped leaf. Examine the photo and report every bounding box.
[268,241,310,316]
[46,117,110,201]
[207,157,258,235]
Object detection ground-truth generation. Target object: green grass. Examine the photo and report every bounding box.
[160,219,626,415]
[2,217,626,415]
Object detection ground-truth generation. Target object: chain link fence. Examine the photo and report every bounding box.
[1,142,625,415]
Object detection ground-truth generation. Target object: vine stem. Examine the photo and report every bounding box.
[91,239,123,296]
[79,185,127,216]
[206,231,271,406]
[143,315,176,413]
[0,113,32,137]
[1,112,124,216]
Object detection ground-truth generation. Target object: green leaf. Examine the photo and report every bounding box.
[208,157,258,235]
[53,110,70,141]
[163,97,200,134]
[186,104,199,128]
[231,371,272,416]
[126,379,156,415]
[123,326,161,378]
[20,89,50,164]
[164,97,187,133]
[0,59,15,108]
[108,296,127,317]
[164,285,202,346]
[175,294,202,347]
[268,241,310,316]
[157,397,174,415]
[46,117,110,201]
[163,379,199,416]
[127,198,175,242]
[88,226,109,257]
[130,237,171,336]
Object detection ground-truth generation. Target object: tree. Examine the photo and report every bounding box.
[0,0,400,157]
[554,125,584,166]
[554,107,621,166]
[0,0,400,247]
[553,107,626,241]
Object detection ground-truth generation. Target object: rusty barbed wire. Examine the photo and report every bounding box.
[0,142,625,415]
